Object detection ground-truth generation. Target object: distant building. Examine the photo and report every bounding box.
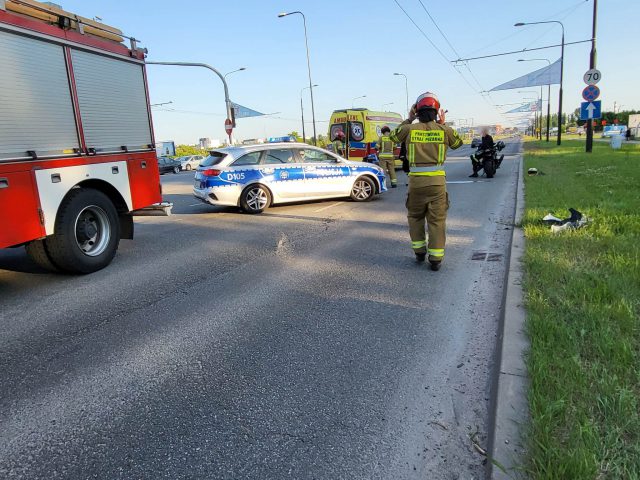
[199,137,212,149]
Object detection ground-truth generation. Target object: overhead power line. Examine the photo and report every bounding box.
[392,0,451,64]
[415,0,486,93]
[392,0,530,126]
[392,0,485,98]
[520,0,590,51]
[452,39,592,63]
[416,0,460,57]
[464,0,588,58]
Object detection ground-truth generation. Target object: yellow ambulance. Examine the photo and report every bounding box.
[328,109,403,165]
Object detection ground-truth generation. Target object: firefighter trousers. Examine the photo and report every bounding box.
[379,156,397,186]
[405,182,449,262]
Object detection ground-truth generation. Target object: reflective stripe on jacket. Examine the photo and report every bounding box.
[377,134,394,158]
[390,119,463,175]
[409,165,446,177]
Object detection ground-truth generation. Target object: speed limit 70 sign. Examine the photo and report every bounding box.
[583,69,602,85]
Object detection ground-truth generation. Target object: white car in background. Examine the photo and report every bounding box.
[178,155,206,171]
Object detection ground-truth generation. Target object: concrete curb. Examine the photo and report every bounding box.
[488,149,529,479]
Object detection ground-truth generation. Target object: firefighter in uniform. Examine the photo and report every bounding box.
[377,126,398,188]
[332,130,346,157]
[390,92,463,271]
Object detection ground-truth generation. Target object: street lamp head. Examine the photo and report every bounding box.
[239,67,247,71]
[277,12,289,18]
[393,72,401,76]
[514,22,525,27]
[517,59,525,62]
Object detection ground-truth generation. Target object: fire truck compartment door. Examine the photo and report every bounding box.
[0,170,46,248]
[0,29,79,161]
[71,49,152,154]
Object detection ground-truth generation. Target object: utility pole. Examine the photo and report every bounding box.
[586,0,598,153]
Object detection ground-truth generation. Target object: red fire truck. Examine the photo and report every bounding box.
[0,0,167,273]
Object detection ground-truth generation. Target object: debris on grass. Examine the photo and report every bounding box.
[541,207,589,233]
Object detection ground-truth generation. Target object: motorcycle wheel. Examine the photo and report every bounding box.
[483,159,495,178]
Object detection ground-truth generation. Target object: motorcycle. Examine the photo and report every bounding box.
[470,140,505,178]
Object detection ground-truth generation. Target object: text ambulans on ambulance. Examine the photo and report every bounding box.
[328,109,403,165]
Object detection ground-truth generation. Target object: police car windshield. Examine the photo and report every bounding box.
[200,152,227,167]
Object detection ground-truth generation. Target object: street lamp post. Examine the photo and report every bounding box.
[515,20,565,145]
[393,73,409,117]
[521,93,540,138]
[223,67,246,80]
[518,58,552,142]
[278,11,317,145]
[300,84,318,143]
[352,95,366,108]
[519,90,542,140]
[146,61,235,143]
[223,67,247,143]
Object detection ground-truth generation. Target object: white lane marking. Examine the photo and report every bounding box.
[188,203,202,206]
[314,202,343,212]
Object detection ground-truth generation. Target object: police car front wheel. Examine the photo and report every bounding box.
[240,184,271,214]
[350,177,375,202]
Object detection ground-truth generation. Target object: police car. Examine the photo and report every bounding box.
[193,143,387,213]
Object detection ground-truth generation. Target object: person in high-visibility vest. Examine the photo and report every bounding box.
[332,130,346,157]
[390,92,463,271]
[377,126,397,188]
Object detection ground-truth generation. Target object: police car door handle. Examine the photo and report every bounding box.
[0,178,8,189]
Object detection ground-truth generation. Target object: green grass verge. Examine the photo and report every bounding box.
[523,140,640,479]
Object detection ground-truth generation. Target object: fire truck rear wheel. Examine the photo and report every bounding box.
[46,188,121,274]
[25,239,59,272]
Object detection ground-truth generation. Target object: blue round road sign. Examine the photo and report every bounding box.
[582,85,600,102]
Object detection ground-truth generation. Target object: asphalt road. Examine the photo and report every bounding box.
[0,141,522,479]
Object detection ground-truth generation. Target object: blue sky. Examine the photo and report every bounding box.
[59,0,637,143]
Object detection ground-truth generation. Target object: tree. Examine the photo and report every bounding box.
[313,134,329,148]
[175,145,207,157]
[288,131,302,142]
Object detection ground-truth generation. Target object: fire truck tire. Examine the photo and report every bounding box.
[25,239,59,272]
[46,188,121,274]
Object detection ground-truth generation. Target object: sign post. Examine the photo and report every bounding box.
[580,100,601,121]
[583,69,601,86]
[225,118,233,144]
[582,85,600,102]
[585,0,598,153]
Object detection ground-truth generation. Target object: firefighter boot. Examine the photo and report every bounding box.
[430,260,442,271]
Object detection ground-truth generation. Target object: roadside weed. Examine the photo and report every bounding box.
[523,140,640,479]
